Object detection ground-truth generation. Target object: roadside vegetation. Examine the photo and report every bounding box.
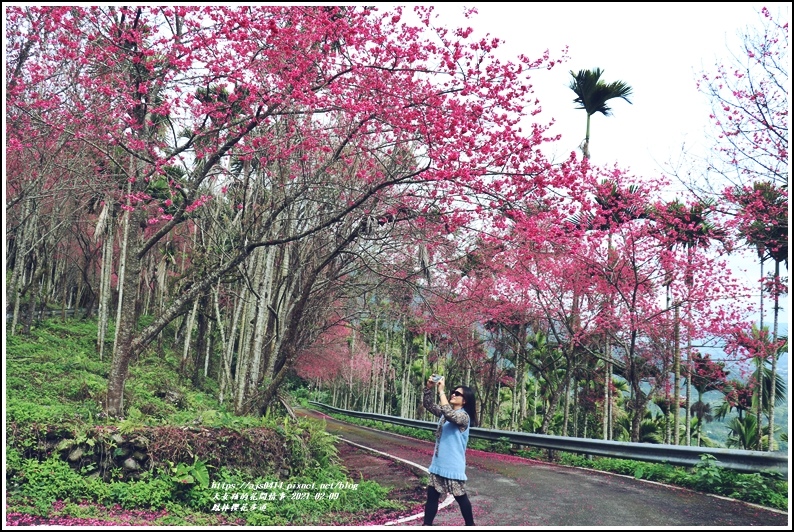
[308,406,788,512]
[5,318,407,526]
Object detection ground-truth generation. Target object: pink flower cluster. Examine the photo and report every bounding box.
[185,194,213,213]
[120,191,153,211]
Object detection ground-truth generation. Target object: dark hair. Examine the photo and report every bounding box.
[455,385,478,428]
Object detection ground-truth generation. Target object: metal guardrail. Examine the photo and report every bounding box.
[309,401,788,476]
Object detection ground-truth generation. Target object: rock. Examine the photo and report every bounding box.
[156,387,186,407]
[123,457,140,471]
[68,447,83,461]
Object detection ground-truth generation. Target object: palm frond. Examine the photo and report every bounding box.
[569,68,633,116]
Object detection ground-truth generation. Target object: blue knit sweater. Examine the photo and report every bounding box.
[423,387,470,481]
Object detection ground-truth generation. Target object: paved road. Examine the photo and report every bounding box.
[297,408,789,528]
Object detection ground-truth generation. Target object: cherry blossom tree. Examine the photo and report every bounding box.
[662,6,788,448]
[695,6,789,448]
[696,6,789,192]
[6,6,563,417]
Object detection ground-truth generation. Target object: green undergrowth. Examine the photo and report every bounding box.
[555,452,788,511]
[6,454,394,526]
[310,404,788,512]
[5,317,408,525]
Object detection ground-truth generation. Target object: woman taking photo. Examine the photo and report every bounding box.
[422,376,478,526]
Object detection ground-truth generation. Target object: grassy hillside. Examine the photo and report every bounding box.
[4,317,408,526]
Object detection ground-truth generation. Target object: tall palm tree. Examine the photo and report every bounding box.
[566,180,647,441]
[731,182,787,449]
[653,198,725,445]
[651,394,683,444]
[569,68,633,159]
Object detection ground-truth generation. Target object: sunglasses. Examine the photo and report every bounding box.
[450,390,464,398]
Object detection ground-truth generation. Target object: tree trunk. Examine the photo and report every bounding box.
[581,113,592,159]
[400,321,410,418]
[247,248,272,401]
[540,379,567,435]
[193,293,211,385]
[105,210,144,417]
[369,313,379,413]
[263,245,290,384]
[673,304,681,446]
[518,352,527,428]
[97,214,115,360]
[203,321,212,378]
[252,271,319,413]
[533,379,539,432]
[768,260,780,450]
[562,373,571,437]
[11,198,34,336]
[23,261,39,335]
[603,341,609,440]
[219,284,242,405]
[685,329,692,446]
[112,178,134,356]
[234,250,265,412]
[60,276,68,322]
[572,375,579,437]
[181,298,199,375]
[379,326,390,415]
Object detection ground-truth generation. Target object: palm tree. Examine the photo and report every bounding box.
[718,327,787,450]
[744,327,787,451]
[652,394,684,444]
[714,378,753,422]
[687,352,728,447]
[615,410,665,444]
[731,182,787,449]
[568,68,633,159]
[726,415,767,450]
[653,198,725,445]
[680,417,718,448]
[566,180,647,441]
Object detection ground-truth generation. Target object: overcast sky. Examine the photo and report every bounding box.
[413,2,787,182]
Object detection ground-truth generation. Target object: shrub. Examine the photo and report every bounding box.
[15,457,90,514]
[108,476,174,509]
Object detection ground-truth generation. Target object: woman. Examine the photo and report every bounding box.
[422,376,478,526]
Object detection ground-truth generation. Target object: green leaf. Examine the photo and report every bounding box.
[192,461,210,489]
